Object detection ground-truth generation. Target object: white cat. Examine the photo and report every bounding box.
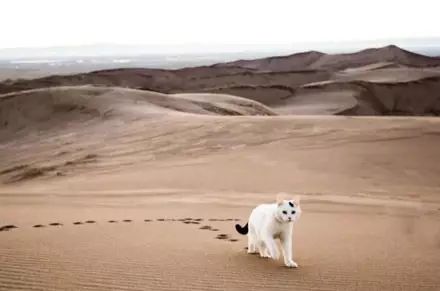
[235,193,301,268]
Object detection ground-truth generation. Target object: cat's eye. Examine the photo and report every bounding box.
[291,210,296,214]
[282,210,287,215]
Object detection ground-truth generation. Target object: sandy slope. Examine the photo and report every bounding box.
[1,195,439,291]
[0,86,275,139]
[1,89,440,290]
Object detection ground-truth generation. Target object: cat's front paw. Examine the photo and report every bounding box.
[284,260,298,268]
[268,252,280,260]
[260,250,271,258]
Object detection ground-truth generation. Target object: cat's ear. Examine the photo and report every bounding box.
[292,195,301,206]
[276,192,287,205]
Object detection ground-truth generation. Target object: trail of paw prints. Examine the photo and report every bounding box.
[32,222,63,228]
[197,218,242,243]
[72,220,96,225]
[178,218,203,225]
[153,216,242,243]
[215,233,238,242]
[2,217,243,244]
[0,225,18,232]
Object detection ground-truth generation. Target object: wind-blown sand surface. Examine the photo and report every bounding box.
[1,85,440,290]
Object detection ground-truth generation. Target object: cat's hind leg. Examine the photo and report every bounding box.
[262,236,280,259]
[257,240,270,258]
[247,233,258,254]
[263,247,271,258]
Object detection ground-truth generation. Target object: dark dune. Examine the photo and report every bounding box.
[0,45,439,117]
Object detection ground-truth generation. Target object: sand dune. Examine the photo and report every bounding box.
[0,86,275,135]
[310,45,440,70]
[0,66,256,95]
[198,85,294,106]
[2,66,439,117]
[1,46,440,117]
[214,51,325,71]
[335,66,440,83]
[195,74,440,116]
[215,45,440,71]
[341,61,403,72]
[287,76,440,115]
[0,67,326,96]
[172,70,331,93]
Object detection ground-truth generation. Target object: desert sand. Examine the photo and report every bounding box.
[1,47,440,290]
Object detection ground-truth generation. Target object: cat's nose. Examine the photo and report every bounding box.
[288,217,292,221]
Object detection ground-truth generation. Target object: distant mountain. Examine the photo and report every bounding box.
[213,51,325,71]
[310,45,440,70]
[214,45,440,71]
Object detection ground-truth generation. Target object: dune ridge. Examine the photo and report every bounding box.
[1,45,440,117]
[215,45,440,71]
[0,86,275,135]
[280,76,440,115]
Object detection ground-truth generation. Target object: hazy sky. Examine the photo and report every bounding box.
[1,0,439,49]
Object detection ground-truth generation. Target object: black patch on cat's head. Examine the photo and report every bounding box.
[288,201,294,207]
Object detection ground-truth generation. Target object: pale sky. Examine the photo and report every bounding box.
[1,0,439,49]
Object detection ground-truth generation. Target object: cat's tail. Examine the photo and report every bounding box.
[235,222,248,235]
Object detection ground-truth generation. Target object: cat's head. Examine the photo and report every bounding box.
[275,192,301,223]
